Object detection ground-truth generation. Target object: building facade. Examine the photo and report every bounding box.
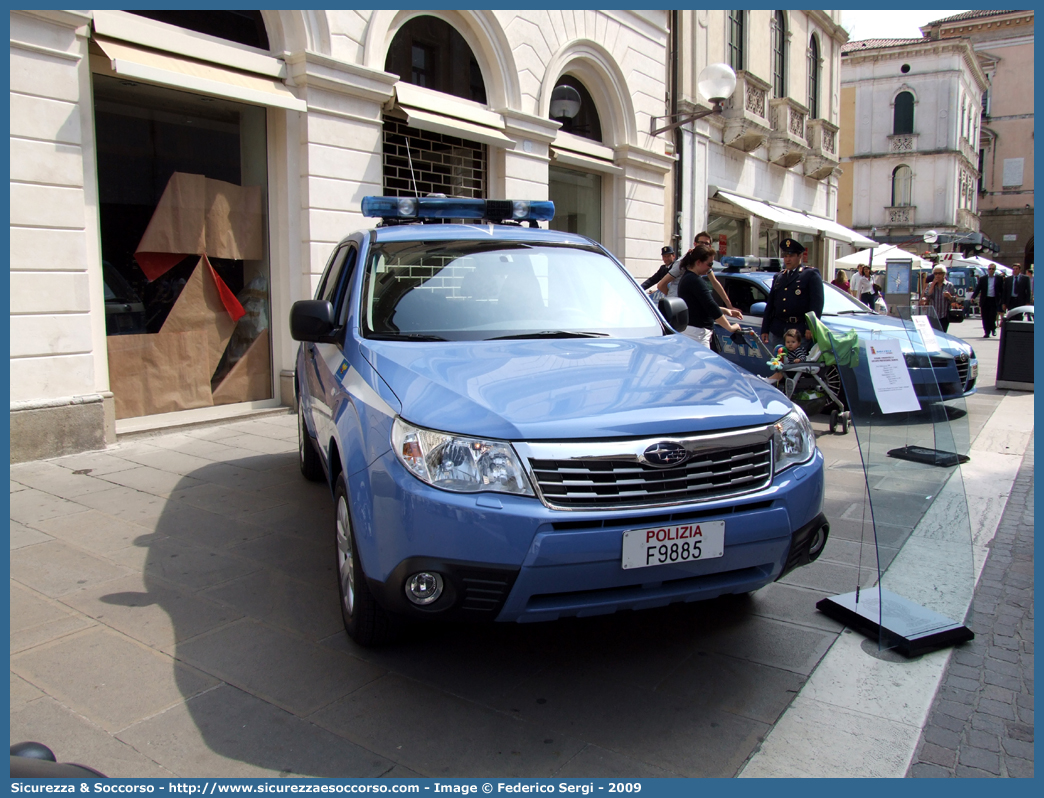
[836,33,989,254]
[667,10,860,276]
[9,9,672,461]
[920,10,1034,267]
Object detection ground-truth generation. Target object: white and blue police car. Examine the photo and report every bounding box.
[291,196,828,645]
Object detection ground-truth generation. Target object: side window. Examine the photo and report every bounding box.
[315,246,349,301]
[333,247,359,324]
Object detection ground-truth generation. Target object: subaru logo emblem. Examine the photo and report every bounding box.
[641,441,689,468]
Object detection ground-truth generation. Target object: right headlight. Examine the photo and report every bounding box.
[391,418,534,496]
[773,407,817,473]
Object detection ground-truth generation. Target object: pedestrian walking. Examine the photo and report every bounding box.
[1003,262,1033,311]
[675,244,742,348]
[760,238,824,348]
[921,264,956,332]
[851,265,874,306]
[971,264,1004,337]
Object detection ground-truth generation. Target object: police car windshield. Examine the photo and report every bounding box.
[361,240,663,341]
[821,282,874,315]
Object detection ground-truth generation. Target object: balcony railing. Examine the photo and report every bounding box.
[767,97,809,168]
[804,118,840,180]
[885,205,915,225]
[888,134,918,154]
[721,71,772,153]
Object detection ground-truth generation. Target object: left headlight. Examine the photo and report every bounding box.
[391,418,534,496]
[773,407,817,474]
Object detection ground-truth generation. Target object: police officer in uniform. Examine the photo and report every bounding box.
[761,238,824,348]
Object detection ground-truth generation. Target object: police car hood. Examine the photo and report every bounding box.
[362,336,791,440]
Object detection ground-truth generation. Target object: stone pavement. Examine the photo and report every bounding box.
[907,432,1034,778]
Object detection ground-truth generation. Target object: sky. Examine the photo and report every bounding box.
[840,9,969,42]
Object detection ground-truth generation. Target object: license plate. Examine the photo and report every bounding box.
[621,521,725,570]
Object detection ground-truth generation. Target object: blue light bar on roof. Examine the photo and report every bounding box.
[361,196,554,222]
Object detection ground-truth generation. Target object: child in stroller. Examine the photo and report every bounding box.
[766,328,807,386]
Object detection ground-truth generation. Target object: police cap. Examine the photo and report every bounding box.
[780,238,806,255]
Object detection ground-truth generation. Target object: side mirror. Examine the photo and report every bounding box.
[290,300,338,343]
[749,302,767,318]
[658,296,689,332]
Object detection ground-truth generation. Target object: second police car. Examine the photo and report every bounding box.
[291,197,828,645]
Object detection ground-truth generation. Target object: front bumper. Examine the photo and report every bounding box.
[352,449,826,623]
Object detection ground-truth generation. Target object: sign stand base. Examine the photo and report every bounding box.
[817,588,973,657]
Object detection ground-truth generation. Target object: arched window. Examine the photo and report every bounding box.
[385,16,487,104]
[727,11,745,72]
[806,34,820,119]
[128,11,269,49]
[893,91,914,135]
[771,11,787,99]
[892,165,913,207]
[548,75,602,143]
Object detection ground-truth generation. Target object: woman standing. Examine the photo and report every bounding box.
[676,245,742,347]
[831,269,850,293]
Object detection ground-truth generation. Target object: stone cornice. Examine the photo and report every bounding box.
[613,144,675,175]
[842,38,988,91]
[807,11,849,45]
[11,9,91,34]
[283,51,396,103]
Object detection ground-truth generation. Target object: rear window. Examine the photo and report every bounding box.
[361,240,663,341]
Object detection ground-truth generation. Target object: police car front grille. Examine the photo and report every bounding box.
[954,357,969,386]
[527,441,773,510]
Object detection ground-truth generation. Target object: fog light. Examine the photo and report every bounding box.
[405,572,444,605]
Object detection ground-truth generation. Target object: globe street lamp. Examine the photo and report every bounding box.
[650,63,738,136]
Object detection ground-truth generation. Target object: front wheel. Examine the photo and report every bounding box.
[335,476,395,646]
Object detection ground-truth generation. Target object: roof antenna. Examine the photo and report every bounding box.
[405,138,419,197]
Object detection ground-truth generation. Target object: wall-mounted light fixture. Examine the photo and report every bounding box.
[649,63,737,137]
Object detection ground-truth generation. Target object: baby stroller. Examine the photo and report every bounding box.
[732,322,852,434]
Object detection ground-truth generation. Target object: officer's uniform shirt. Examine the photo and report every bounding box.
[761,266,824,338]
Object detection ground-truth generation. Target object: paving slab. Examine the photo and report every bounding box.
[10,461,117,499]
[312,673,589,778]
[116,684,394,778]
[109,536,262,592]
[553,745,677,778]
[9,487,87,525]
[175,619,385,717]
[11,696,175,778]
[61,572,243,653]
[12,627,218,734]
[28,509,155,555]
[10,581,95,653]
[10,520,54,549]
[10,539,132,598]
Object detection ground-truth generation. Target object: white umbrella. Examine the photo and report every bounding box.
[955,254,1012,275]
[835,245,930,270]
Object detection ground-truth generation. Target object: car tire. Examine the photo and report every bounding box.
[298,401,325,483]
[335,475,395,646]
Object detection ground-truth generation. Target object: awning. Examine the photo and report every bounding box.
[91,36,306,112]
[715,191,820,236]
[805,214,878,247]
[550,147,623,175]
[399,106,513,148]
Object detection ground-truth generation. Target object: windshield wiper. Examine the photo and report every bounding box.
[489,330,610,340]
[367,333,448,341]
[831,309,871,315]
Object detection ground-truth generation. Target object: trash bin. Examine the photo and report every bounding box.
[996,306,1034,390]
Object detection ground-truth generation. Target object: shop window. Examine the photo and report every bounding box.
[893,91,914,135]
[382,116,486,199]
[549,166,602,243]
[93,76,271,419]
[727,11,745,72]
[807,34,820,119]
[771,11,787,99]
[549,75,603,143]
[128,10,269,50]
[386,16,487,104]
[892,164,913,206]
[707,215,746,258]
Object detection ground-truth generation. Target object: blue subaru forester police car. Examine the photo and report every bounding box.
[290,197,828,645]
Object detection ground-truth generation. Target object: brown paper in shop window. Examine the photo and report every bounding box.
[161,255,237,377]
[212,328,272,406]
[134,172,263,277]
[107,331,214,419]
